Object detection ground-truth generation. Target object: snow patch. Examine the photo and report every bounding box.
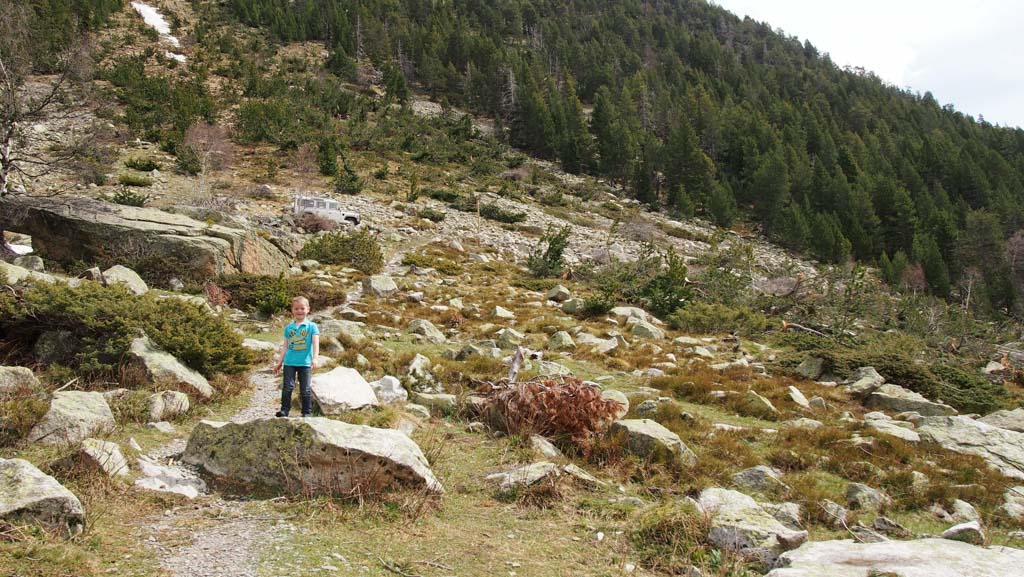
[131,2,187,61]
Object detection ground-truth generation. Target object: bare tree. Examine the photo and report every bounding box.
[181,122,233,203]
[1,4,91,254]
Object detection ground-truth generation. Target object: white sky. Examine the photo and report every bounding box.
[712,0,1023,129]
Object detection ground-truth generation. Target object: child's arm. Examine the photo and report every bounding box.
[311,334,320,368]
[273,339,286,374]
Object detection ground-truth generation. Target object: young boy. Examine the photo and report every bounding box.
[274,296,320,417]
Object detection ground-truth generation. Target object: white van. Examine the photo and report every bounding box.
[292,196,360,225]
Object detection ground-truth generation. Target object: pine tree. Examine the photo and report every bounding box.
[708,181,737,229]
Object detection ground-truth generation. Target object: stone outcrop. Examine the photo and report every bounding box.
[766,538,1024,577]
[0,196,295,280]
[698,488,808,566]
[55,439,130,477]
[128,335,213,399]
[311,367,379,413]
[980,408,1024,432]
[0,366,39,394]
[28,391,115,445]
[917,416,1024,479]
[102,265,148,295]
[182,418,443,495]
[864,384,957,417]
[148,391,191,421]
[0,458,85,536]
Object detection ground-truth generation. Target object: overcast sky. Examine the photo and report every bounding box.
[712,0,1023,129]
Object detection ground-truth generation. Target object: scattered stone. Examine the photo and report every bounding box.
[697,488,808,566]
[0,458,85,536]
[318,319,367,344]
[783,418,824,429]
[562,464,603,487]
[546,285,571,302]
[849,524,889,543]
[492,306,516,320]
[951,499,981,523]
[602,390,630,419]
[369,376,407,404]
[795,357,824,380]
[743,390,779,417]
[561,298,585,314]
[547,331,576,350]
[787,386,810,409]
[362,274,398,296]
[412,392,457,415]
[537,360,572,377]
[846,483,891,511]
[979,408,1024,433]
[732,466,788,492]
[496,327,525,349]
[808,396,827,411]
[911,471,930,489]
[486,461,559,491]
[762,502,803,531]
[872,516,912,539]
[299,259,320,271]
[1001,486,1024,521]
[28,391,115,445]
[134,455,206,499]
[845,366,885,397]
[820,499,849,528]
[101,265,149,295]
[148,391,190,421]
[408,319,447,344]
[0,365,39,393]
[13,255,44,272]
[311,367,379,413]
[942,520,985,545]
[405,403,431,420]
[609,419,697,468]
[242,338,277,352]
[629,319,665,340]
[530,435,564,460]
[465,422,487,433]
[635,399,659,417]
[148,421,177,434]
[183,418,443,495]
[866,419,921,443]
[405,353,435,388]
[918,416,1024,479]
[865,384,957,416]
[128,335,213,399]
[765,538,1024,577]
[70,439,130,477]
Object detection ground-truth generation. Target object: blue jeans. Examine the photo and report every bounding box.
[281,365,312,416]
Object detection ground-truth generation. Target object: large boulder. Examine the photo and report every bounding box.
[980,408,1024,432]
[698,488,808,566]
[128,335,213,399]
[918,416,1024,479]
[0,458,85,536]
[55,438,130,477]
[628,318,665,340]
[311,367,379,413]
[369,376,407,405]
[28,391,115,445]
[0,366,39,394]
[148,391,191,421]
[182,418,443,495]
[319,319,367,344]
[609,419,697,468]
[0,196,295,279]
[0,261,57,285]
[362,275,398,296]
[408,319,447,344]
[765,538,1024,577]
[864,384,957,417]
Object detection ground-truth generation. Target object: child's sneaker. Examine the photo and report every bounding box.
[275,411,287,418]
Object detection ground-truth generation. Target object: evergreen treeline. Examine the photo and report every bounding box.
[223,0,1024,310]
[26,0,124,70]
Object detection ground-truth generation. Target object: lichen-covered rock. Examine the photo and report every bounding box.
[744,390,780,417]
[698,488,808,567]
[733,465,788,492]
[28,391,115,445]
[547,331,576,350]
[530,435,564,460]
[846,483,891,511]
[496,327,525,349]
[864,384,957,417]
[765,538,1024,577]
[980,408,1024,432]
[491,306,516,320]
[629,319,665,340]
[546,285,571,302]
[486,461,559,491]
[1001,486,1024,520]
[318,319,367,344]
[182,418,443,495]
[918,416,1024,479]
[128,335,213,399]
[63,439,130,477]
[787,386,810,409]
[844,367,885,397]
[0,458,85,537]
[134,455,206,499]
[408,319,447,344]
[795,357,824,380]
[0,365,39,394]
[33,330,81,365]
[561,298,585,314]
[102,265,149,295]
[311,366,379,413]
[609,419,697,468]
[148,391,190,421]
[362,274,398,296]
[865,418,921,443]
[601,390,630,418]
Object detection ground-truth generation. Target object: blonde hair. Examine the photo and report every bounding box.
[291,296,309,307]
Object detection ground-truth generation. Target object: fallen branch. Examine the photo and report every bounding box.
[781,321,829,338]
[378,556,423,577]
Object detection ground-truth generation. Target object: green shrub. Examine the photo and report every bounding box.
[125,157,160,171]
[0,282,254,380]
[214,273,348,315]
[582,244,693,317]
[669,302,768,336]
[109,187,150,207]
[416,206,447,223]
[425,188,460,203]
[479,203,526,224]
[118,173,153,187]
[297,229,384,274]
[514,278,561,292]
[401,252,461,275]
[527,226,571,278]
[333,162,363,195]
[630,501,716,574]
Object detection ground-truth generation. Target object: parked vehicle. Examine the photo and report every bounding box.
[292,196,360,225]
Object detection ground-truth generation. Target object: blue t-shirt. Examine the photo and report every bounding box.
[282,320,319,367]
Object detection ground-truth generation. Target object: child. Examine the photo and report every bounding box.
[274,296,320,417]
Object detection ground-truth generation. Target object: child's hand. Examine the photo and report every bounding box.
[273,362,282,375]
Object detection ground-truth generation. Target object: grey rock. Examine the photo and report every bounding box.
[405,403,431,420]
[871,516,911,539]
[0,365,39,393]
[491,306,516,320]
[311,367,379,413]
[918,416,1024,479]
[408,319,447,344]
[530,435,564,460]
[1001,486,1024,520]
[865,384,957,417]
[13,255,44,272]
[148,391,190,421]
[134,455,206,499]
[849,524,889,543]
[698,488,808,566]
[486,461,559,492]
[629,319,665,340]
[0,458,85,536]
[496,328,525,349]
[609,419,697,468]
[73,439,130,477]
[866,419,921,443]
[102,265,149,295]
[184,418,443,495]
[405,353,435,388]
[846,483,891,511]
[788,386,810,409]
[562,464,603,487]
[635,399,659,417]
[980,408,1024,433]
[845,367,885,397]
[319,319,367,344]
[33,330,81,366]
[820,499,849,528]
[765,538,1024,577]
[547,331,576,350]
[795,357,824,380]
[362,275,398,296]
[241,338,277,352]
[942,520,985,545]
[546,285,571,302]
[784,418,824,429]
[809,396,827,411]
[28,391,115,445]
[128,335,213,399]
[369,376,407,405]
[412,392,457,415]
[744,390,779,417]
[602,390,630,419]
[762,502,803,531]
[148,421,177,434]
[561,298,585,314]
[732,465,788,492]
[950,499,981,523]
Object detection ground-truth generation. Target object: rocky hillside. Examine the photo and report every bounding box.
[4,3,1024,577]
